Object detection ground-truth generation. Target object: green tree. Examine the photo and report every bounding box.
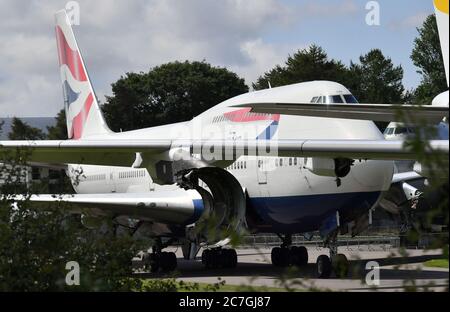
[348,49,405,104]
[253,45,348,90]
[102,61,249,132]
[8,118,45,140]
[411,14,447,104]
[46,109,68,140]
[0,153,144,291]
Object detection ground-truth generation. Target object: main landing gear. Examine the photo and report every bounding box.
[143,238,178,273]
[270,233,349,279]
[316,233,349,279]
[271,234,309,267]
[202,248,238,269]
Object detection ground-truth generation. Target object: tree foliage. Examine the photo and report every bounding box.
[46,109,68,140]
[0,120,4,136]
[411,14,447,104]
[348,49,405,104]
[7,118,45,140]
[0,154,144,291]
[102,61,249,132]
[253,45,405,105]
[253,45,348,90]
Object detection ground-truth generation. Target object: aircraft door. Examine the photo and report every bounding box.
[257,158,268,185]
[109,171,117,193]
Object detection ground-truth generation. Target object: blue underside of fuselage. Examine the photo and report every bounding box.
[249,191,381,233]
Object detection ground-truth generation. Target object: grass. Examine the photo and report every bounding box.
[423,259,449,269]
[138,278,291,292]
[182,282,289,292]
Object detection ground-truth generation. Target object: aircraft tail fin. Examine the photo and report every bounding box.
[434,0,449,87]
[55,10,111,139]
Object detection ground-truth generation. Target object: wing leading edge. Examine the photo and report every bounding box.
[1,138,448,168]
[233,103,449,123]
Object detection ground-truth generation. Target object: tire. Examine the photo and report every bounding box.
[202,249,211,268]
[149,253,160,273]
[291,246,308,267]
[317,255,332,278]
[271,247,282,267]
[278,248,290,267]
[332,254,349,278]
[226,249,238,268]
[220,249,230,268]
[160,252,177,272]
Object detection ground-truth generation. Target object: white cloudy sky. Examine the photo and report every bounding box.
[0,0,435,117]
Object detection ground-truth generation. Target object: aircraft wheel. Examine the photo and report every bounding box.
[291,246,308,267]
[271,247,293,267]
[202,249,212,268]
[149,253,160,273]
[278,248,290,267]
[332,254,349,278]
[317,255,332,278]
[224,249,238,268]
[160,252,177,272]
[271,247,281,266]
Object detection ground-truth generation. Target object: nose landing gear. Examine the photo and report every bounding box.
[316,232,349,279]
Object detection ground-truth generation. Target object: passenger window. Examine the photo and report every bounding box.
[289,158,292,166]
[294,158,298,166]
[279,158,283,167]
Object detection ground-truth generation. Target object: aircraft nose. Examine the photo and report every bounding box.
[351,159,393,191]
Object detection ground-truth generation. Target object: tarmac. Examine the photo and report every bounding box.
[135,245,449,292]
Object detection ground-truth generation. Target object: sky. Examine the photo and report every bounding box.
[0,0,436,117]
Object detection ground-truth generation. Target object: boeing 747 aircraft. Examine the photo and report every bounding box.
[1,1,449,278]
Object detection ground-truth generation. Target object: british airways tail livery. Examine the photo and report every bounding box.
[1,2,449,278]
[55,10,111,139]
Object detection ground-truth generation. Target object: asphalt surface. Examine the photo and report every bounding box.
[135,246,449,292]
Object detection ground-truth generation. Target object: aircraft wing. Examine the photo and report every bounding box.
[233,102,449,123]
[0,140,172,167]
[1,138,448,167]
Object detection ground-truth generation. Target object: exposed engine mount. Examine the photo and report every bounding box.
[176,167,246,247]
[304,157,354,186]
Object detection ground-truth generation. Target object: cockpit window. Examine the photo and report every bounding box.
[395,127,408,134]
[343,94,358,103]
[329,95,344,103]
[310,96,319,103]
[384,128,394,135]
[316,96,324,104]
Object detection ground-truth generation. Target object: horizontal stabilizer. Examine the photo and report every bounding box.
[8,189,203,225]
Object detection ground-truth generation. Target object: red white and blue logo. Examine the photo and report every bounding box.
[56,24,93,140]
[223,108,280,140]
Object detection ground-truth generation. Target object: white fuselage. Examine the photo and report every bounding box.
[69,81,394,233]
